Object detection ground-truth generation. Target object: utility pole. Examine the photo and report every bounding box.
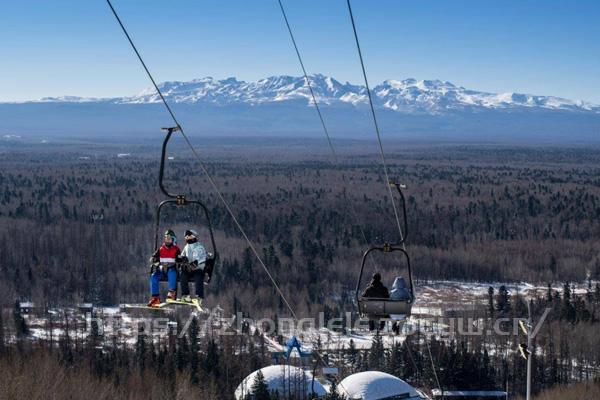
[526,301,532,400]
[518,302,532,400]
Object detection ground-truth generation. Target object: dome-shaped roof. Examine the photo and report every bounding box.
[235,365,327,399]
[337,371,421,400]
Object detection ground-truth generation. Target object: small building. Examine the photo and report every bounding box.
[19,301,35,314]
[322,367,339,377]
[78,303,94,313]
[337,371,425,400]
[431,390,507,399]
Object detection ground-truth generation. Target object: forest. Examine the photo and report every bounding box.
[1,140,600,398]
[3,280,600,399]
[1,142,599,311]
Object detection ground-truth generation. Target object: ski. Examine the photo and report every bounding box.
[166,298,205,313]
[120,303,170,310]
[192,298,205,313]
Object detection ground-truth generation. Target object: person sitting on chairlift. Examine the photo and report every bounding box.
[362,272,390,331]
[147,229,181,307]
[390,277,411,335]
[390,277,411,301]
[179,229,207,305]
[362,272,390,299]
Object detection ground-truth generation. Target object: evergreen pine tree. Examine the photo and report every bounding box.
[388,342,404,377]
[496,285,511,314]
[176,334,190,371]
[12,300,28,337]
[487,286,495,317]
[561,281,576,322]
[546,282,553,303]
[367,331,385,370]
[189,316,200,384]
[134,325,146,374]
[325,380,346,400]
[347,339,358,371]
[203,338,220,380]
[0,308,5,354]
[249,370,272,400]
[549,255,557,275]
[243,247,254,282]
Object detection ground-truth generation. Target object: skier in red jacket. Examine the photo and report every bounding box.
[147,229,181,307]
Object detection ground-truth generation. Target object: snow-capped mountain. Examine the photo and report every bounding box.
[35,74,599,114]
[121,75,367,107]
[3,75,599,142]
[372,78,599,113]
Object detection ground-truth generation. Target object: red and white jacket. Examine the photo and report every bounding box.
[153,244,181,265]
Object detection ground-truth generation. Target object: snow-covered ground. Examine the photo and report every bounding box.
[414,279,593,309]
[12,279,595,353]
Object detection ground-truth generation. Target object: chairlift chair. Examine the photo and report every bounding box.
[355,182,414,320]
[153,126,219,283]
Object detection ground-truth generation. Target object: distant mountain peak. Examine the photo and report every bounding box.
[21,75,599,114]
[3,74,599,142]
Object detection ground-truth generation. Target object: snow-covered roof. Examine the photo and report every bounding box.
[234,365,327,399]
[337,371,422,400]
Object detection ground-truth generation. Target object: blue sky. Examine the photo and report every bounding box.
[1,0,599,102]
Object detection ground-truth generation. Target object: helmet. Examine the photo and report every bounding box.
[184,229,198,237]
[164,229,177,244]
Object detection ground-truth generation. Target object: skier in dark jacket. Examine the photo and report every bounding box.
[362,272,390,298]
[362,272,390,332]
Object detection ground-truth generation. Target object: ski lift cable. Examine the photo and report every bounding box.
[345,0,406,249]
[276,0,371,247]
[278,0,400,311]
[276,3,383,385]
[105,0,298,321]
[278,1,421,388]
[276,0,380,379]
[277,0,402,291]
[345,0,443,394]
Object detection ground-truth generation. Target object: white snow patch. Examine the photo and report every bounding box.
[234,365,327,399]
[338,371,423,400]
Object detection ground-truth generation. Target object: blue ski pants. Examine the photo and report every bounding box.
[150,266,177,296]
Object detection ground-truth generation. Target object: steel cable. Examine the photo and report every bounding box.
[345,0,443,395]
[106,0,298,320]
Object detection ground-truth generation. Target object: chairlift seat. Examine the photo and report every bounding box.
[151,126,219,286]
[358,297,413,319]
[154,256,216,283]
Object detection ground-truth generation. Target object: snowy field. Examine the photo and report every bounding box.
[14,279,594,353]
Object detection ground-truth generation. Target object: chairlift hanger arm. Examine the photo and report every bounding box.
[155,126,218,255]
[159,126,181,199]
[389,181,408,244]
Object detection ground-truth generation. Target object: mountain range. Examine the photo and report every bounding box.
[2,75,599,142]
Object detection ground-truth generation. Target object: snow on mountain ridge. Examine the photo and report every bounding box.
[31,75,600,113]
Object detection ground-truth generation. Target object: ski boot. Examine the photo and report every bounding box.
[147,296,161,308]
[180,295,193,304]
